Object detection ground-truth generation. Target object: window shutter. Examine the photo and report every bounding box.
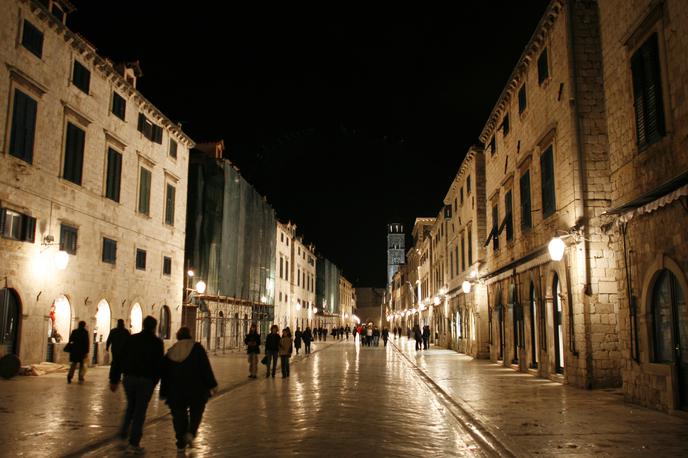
[540,147,556,217]
[106,148,122,202]
[22,215,36,243]
[520,171,532,229]
[631,51,647,148]
[153,125,163,144]
[642,34,665,144]
[22,21,44,58]
[0,208,5,234]
[137,113,146,133]
[165,184,175,225]
[139,168,151,214]
[10,89,37,163]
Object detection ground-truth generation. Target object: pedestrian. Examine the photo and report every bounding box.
[414,325,423,351]
[303,327,313,354]
[160,327,217,452]
[66,320,89,384]
[366,326,373,347]
[106,319,130,385]
[244,323,261,378]
[422,325,430,350]
[373,326,380,346]
[278,327,293,378]
[265,325,280,378]
[323,326,327,341]
[345,325,351,340]
[112,315,164,453]
[339,326,344,340]
[294,327,302,355]
[382,327,389,347]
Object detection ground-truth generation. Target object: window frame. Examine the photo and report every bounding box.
[71,60,91,94]
[540,145,556,219]
[537,47,549,85]
[102,237,117,264]
[63,121,86,185]
[163,256,172,276]
[21,19,44,59]
[105,146,122,203]
[135,248,147,271]
[518,83,527,114]
[111,92,126,121]
[59,223,78,255]
[164,182,176,226]
[8,88,38,164]
[137,166,152,216]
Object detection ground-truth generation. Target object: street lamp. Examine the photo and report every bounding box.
[548,237,566,261]
[462,280,472,294]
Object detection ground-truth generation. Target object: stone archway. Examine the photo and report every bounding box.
[130,303,143,334]
[95,300,111,344]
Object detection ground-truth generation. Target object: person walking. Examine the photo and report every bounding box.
[414,325,423,351]
[373,326,380,346]
[278,327,293,378]
[382,327,389,347]
[160,327,217,452]
[366,326,373,347]
[294,327,302,355]
[345,325,351,340]
[66,320,89,384]
[106,319,130,385]
[303,327,313,355]
[244,323,261,378]
[112,315,164,453]
[422,325,430,350]
[265,325,280,378]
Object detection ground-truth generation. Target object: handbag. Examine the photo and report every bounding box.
[63,342,73,353]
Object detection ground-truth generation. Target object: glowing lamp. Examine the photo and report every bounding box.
[433,296,440,306]
[187,270,194,277]
[195,280,207,294]
[295,301,302,311]
[548,237,566,261]
[54,250,69,270]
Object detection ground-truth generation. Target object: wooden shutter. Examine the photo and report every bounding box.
[9,89,37,163]
[165,184,175,225]
[0,208,5,235]
[64,123,85,185]
[22,20,43,58]
[138,168,151,214]
[540,147,555,217]
[505,191,513,241]
[22,214,36,243]
[538,48,549,84]
[137,113,146,133]
[106,148,122,202]
[632,33,665,148]
[153,125,163,144]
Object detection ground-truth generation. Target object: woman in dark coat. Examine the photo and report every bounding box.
[67,321,89,384]
[294,327,302,355]
[302,327,312,355]
[160,327,217,451]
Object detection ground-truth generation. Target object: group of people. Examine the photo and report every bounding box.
[66,317,217,453]
[245,324,297,379]
[353,325,390,347]
[389,325,432,350]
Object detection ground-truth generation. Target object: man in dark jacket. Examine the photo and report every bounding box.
[160,327,217,451]
[244,323,261,378]
[414,325,423,351]
[106,319,130,385]
[264,325,280,378]
[114,315,164,453]
[67,321,89,384]
[422,325,430,350]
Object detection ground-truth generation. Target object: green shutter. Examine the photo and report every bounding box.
[540,147,555,217]
[9,89,37,163]
[138,168,151,214]
[106,148,122,202]
[520,171,532,229]
[64,123,85,185]
[165,184,175,225]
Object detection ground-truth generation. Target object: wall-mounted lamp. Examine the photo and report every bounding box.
[548,227,583,261]
[42,235,69,270]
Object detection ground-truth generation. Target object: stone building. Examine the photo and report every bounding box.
[386,223,405,285]
[440,146,489,358]
[479,0,619,388]
[274,221,295,330]
[292,232,316,331]
[338,275,356,329]
[597,0,688,411]
[0,0,193,365]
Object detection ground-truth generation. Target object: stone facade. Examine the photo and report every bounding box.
[598,0,688,411]
[0,0,193,364]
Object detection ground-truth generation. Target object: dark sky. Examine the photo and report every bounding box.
[68,2,550,287]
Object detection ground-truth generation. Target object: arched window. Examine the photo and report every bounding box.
[159,305,171,340]
[95,300,111,343]
[130,303,142,334]
[0,288,20,355]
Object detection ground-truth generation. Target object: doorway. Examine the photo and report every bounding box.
[651,269,687,410]
[0,288,20,356]
[553,274,564,374]
[529,283,538,368]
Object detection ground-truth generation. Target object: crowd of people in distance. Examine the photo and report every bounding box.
[391,324,431,351]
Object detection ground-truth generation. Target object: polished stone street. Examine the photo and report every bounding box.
[1,338,687,457]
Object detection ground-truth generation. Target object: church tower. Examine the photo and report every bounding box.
[387,223,405,285]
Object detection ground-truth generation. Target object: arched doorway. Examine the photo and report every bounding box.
[529,282,539,368]
[510,284,520,364]
[552,274,564,374]
[0,288,21,356]
[130,303,142,334]
[650,269,687,409]
[95,300,111,344]
[52,295,72,343]
[159,305,171,340]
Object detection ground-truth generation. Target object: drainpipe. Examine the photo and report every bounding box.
[566,0,594,389]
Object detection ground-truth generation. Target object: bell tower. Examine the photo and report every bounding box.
[387,223,405,285]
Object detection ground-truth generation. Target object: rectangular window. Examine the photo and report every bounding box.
[631,33,665,149]
[21,20,43,58]
[461,234,466,272]
[163,256,172,275]
[538,48,549,84]
[467,175,471,195]
[63,122,85,185]
[490,136,496,156]
[105,147,122,202]
[518,84,527,114]
[138,167,152,215]
[540,146,556,218]
[9,89,37,164]
[280,257,284,279]
[102,238,117,264]
[0,209,35,242]
[467,228,473,266]
[449,250,454,278]
[72,60,90,94]
[136,248,146,270]
[297,268,301,287]
[285,261,289,281]
[137,113,163,143]
[112,92,126,120]
[502,113,510,137]
[60,224,77,255]
[460,187,464,205]
[505,191,513,242]
[492,204,499,251]
[169,139,178,159]
[164,183,176,225]
[520,170,532,230]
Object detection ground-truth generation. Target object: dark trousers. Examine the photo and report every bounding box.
[265,351,278,376]
[415,339,421,351]
[171,402,206,448]
[108,354,122,384]
[423,337,429,350]
[304,342,311,354]
[383,338,388,347]
[280,356,290,377]
[121,375,155,446]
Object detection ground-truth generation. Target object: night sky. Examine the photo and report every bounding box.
[68,2,550,287]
